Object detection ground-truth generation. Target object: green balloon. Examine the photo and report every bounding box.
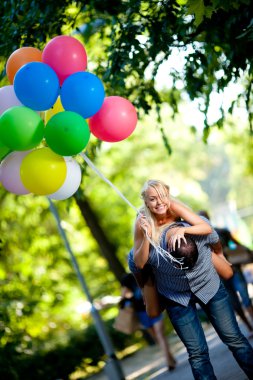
[0,140,11,161]
[0,106,44,151]
[45,111,90,156]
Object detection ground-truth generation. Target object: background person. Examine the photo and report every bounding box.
[198,210,253,329]
[120,273,177,371]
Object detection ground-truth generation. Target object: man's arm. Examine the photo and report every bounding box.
[210,240,233,280]
[212,252,233,280]
[211,240,225,257]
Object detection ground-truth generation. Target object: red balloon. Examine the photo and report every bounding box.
[42,36,87,85]
[89,96,138,142]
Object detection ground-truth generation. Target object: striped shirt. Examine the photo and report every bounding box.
[128,219,221,307]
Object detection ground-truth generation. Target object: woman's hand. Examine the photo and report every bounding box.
[138,215,151,237]
[167,227,187,251]
[133,215,152,268]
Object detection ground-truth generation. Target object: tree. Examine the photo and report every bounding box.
[1,102,252,378]
[1,0,253,310]
[1,0,252,137]
[74,194,126,281]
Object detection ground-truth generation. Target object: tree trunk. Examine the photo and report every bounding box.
[74,195,126,282]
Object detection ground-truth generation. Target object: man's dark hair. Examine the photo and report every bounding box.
[171,236,198,269]
[198,210,210,220]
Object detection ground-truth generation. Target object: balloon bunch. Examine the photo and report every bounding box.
[0,36,138,200]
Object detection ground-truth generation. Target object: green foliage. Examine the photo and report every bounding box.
[0,2,253,376]
[0,0,78,56]
[186,0,206,26]
[1,0,252,133]
[0,319,144,380]
[0,109,253,378]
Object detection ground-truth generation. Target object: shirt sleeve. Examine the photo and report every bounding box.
[206,227,220,244]
[196,216,219,244]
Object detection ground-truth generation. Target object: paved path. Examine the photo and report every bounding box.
[152,325,253,380]
[87,321,253,380]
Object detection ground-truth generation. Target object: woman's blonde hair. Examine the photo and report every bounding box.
[139,180,173,242]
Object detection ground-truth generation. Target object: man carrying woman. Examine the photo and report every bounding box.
[129,179,253,380]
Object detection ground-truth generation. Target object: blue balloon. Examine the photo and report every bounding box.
[14,62,60,111]
[60,72,105,119]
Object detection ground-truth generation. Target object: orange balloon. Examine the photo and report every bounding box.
[6,47,42,84]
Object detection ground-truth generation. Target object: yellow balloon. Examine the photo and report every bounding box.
[44,97,64,124]
[20,148,67,195]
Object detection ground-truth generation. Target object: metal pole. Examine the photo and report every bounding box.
[48,198,125,380]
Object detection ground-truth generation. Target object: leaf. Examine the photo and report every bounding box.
[205,6,215,19]
[186,0,205,26]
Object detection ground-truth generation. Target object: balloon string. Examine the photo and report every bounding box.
[79,152,185,267]
[79,152,139,214]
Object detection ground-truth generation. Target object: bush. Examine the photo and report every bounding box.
[0,318,142,380]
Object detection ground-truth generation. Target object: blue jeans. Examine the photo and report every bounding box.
[163,281,253,380]
[231,269,252,307]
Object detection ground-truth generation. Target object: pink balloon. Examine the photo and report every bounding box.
[0,85,23,116]
[42,36,88,85]
[89,96,138,142]
[0,151,31,194]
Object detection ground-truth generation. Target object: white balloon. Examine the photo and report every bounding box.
[0,85,41,116]
[0,85,23,116]
[48,157,81,200]
[0,151,31,194]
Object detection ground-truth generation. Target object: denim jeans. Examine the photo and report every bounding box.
[231,269,252,307]
[163,281,253,380]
